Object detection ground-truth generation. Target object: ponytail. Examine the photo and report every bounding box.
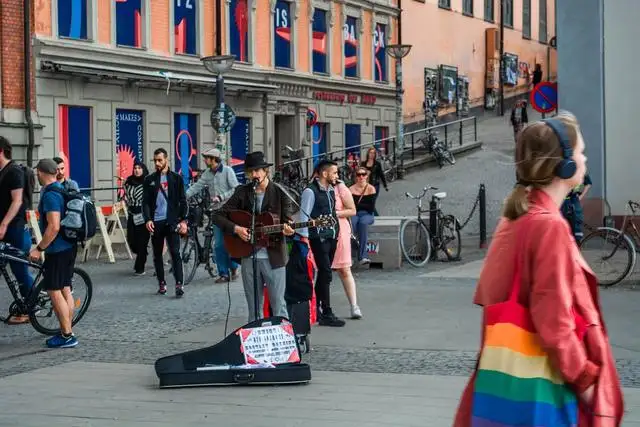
[502,184,530,220]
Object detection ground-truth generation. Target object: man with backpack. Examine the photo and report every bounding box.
[53,157,80,192]
[0,136,35,324]
[29,159,78,348]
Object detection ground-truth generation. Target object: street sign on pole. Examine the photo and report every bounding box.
[530,82,557,114]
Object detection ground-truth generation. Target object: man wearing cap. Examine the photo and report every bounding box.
[28,159,78,348]
[212,151,295,321]
[186,148,240,283]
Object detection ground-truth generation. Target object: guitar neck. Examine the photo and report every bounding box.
[259,220,316,235]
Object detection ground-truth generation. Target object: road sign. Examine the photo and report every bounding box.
[306,108,318,127]
[530,82,557,113]
[210,104,236,133]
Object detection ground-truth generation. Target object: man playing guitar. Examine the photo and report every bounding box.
[212,151,295,322]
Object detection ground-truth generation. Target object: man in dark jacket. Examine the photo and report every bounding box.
[212,151,295,322]
[143,148,188,297]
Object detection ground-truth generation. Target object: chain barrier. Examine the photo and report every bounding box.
[457,188,481,231]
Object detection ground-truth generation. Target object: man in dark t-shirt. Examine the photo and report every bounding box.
[0,137,34,324]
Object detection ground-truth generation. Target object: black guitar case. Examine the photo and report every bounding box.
[155,316,311,388]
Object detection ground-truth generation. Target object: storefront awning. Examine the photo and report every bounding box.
[41,60,278,93]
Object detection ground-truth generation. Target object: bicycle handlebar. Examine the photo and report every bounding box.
[405,186,439,200]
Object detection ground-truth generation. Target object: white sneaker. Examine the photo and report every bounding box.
[350,305,363,319]
[359,258,371,265]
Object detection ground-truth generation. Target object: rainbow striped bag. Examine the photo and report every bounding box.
[471,228,578,427]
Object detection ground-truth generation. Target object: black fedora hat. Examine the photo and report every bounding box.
[244,151,273,170]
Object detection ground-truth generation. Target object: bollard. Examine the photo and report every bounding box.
[429,196,438,254]
[479,184,487,248]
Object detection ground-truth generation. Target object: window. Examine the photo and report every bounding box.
[438,0,451,9]
[374,23,387,82]
[229,0,250,62]
[116,0,144,48]
[522,0,531,38]
[484,0,494,22]
[504,0,513,28]
[539,0,548,43]
[174,0,198,55]
[58,0,90,39]
[274,0,292,69]
[463,0,473,16]
[312,9,329,74]
[174,113,199,186]
[344,16,359,78]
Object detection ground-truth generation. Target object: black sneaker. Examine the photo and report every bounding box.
[157,281,167,295]
[318,309,346,327]
[175,284,184,298]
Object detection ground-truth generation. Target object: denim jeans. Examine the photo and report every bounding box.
[3,225,34,297]
[351,211,375,261]
[214,226,238,277]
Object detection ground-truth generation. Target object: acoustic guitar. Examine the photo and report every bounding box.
[223,210,336,258]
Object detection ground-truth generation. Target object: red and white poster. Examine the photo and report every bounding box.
[238,323,300,365]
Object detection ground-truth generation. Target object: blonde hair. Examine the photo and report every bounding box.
[503,111,581,220]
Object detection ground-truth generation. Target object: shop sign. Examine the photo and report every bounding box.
[312,91,376,105]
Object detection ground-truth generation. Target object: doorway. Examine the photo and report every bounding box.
[274,115,295,166]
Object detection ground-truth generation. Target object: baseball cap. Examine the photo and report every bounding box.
[36,158,58,175]
[202,148,221,158]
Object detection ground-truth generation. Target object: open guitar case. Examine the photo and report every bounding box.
[155,316,311,388]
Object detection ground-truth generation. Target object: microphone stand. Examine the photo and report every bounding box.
[250,179,260,322]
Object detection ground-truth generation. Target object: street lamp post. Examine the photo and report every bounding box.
[201,55,235,160]
[386,44,412,178]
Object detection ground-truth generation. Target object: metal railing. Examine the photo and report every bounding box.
[281,116,478,178]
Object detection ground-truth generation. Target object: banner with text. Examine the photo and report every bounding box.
[230,117,251,183]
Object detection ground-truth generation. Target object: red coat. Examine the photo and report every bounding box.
[454,189,624,427]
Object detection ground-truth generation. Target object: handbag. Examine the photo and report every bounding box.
[471,217,578,427]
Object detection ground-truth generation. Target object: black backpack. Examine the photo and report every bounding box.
[46,187,97,244]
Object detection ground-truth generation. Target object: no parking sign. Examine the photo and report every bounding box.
[530,82,558,113]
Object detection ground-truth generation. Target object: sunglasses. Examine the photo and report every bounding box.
[356,172,368,177]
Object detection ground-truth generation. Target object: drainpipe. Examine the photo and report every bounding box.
[24,0,35,167]
[397,0,402,45]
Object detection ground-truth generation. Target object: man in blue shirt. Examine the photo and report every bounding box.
[29,159,78,348]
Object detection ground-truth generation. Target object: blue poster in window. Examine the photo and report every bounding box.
[312,123,327,167]
[175,0,197,54]
[116,0,143,48]
[374,24,387,82]
[115,109,144,182]
[230,118,251,183]
[174,113,198,187]
[57,0,88,39]
[344,16,358,78]
[312,9,328,74]
[345,124,361,155]
[274,0,291,68]
[229,0,249,62]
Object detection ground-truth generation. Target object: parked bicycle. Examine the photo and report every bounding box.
[181,187,220,285]
[0,242,93,335]
[418,132,456,168]
[579,200,639,287]
[379,151,397,183]
[399,186,462,267]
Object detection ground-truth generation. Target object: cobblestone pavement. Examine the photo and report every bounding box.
[1,112,638,393]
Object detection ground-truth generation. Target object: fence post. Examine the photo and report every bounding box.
[411,134,415,160]
[459,120,463,146]
[429,196,438,256]
[473,117,478,141]
[479,184,487,248]
[444,125,448,147]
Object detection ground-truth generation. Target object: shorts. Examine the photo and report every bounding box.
[42,248,75,291]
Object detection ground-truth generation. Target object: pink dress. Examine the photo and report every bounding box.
[331,182,353,269]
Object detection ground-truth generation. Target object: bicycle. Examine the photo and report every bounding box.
[0,242,93,335]
[418,132,456,168]
[579,200,639,287]
[379,152,397,183]
[181,187,220,285]
[399,187,462,267]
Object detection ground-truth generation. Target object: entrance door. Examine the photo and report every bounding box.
[274,115,295,166]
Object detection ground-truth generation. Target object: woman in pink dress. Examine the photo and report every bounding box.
[331,179,362,319]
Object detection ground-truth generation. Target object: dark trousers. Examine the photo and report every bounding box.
[309,238,337,313]
[151,221,183,285]
[127,216,151,273]
[561,197,584,243]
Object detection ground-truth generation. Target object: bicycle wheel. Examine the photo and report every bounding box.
[439,215,462,261]
[181,231,200,286]
[29,267,93,336]
[579,228,636,287]
[400,219,432,267]
[442,148,456,165]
